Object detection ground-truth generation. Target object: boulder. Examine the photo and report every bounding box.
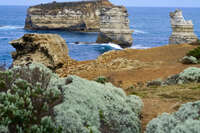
[9,34,70,71]
[146,79,163,87]
[169,9,198,44]
[181,56,198,64]
[96,6,133,48]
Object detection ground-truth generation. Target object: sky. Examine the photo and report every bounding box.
[0,0,200,7]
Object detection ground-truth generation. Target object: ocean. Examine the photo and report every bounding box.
[0,6,200,66]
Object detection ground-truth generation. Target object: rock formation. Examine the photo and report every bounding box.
[9,34,71,71]
[25,0,133,48]
[96,6,133,48]
[25,0,112,31]
[169,9,198,44]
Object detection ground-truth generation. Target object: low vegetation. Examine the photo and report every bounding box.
[94,76,109,84]
[146,101,200,133]
[187,46,200,60]
[0,63,144,133]
[0,63,63,133]
[55,75,143,133]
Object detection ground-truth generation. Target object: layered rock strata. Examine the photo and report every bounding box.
[9,34,72,71]
[25,0,112,31]
[169,9,198,44]
[25,0,133,48]
[96,6,133,48]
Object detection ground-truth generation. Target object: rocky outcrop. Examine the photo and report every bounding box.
[169,9,198,44]
[25,0,112,31]
[25,0,133,48]
[96,6,133,48]
[9,34,71,71]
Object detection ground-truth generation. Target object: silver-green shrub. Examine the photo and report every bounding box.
[164,67,200,85]
[54,75,143,133]
[0,63,143,133]
[0,63,63,133]
[177,67,200,84]
[146,101,200,133]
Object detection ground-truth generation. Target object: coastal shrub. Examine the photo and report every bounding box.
[95,76,108,84]
[0,63,143,133]
[177,67,200,84]
[145,101,200,133]
[181,56,198,64]
[0,63,63,133]
[163,67,200,85]
[187,47,200,60]
[54,75,143,133]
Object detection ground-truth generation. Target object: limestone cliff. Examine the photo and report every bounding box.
[9,34,72,71]
[169,9,198,44]
[96,6,133,48]
[25,0,112,31]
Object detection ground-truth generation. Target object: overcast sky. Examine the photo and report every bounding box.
[0,0,200,7]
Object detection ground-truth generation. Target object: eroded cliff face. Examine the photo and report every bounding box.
[9,34,73,71]
[169,9,198,44]
[25,0,112,32]
[96,6,133,48]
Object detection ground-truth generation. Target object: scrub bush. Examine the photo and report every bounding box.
[54,76,143,133]
[95,76,108,84]
[187,46,200,60]
[0,63,63,133]
[146,101,200,133]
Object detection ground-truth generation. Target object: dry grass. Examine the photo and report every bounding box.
[128,83,200,101]
[126,83,200,132]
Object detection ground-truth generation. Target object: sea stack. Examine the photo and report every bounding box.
[25,0,113,31]
[96,6,133,48]
[24,0,133,48]
[169,9,198,44]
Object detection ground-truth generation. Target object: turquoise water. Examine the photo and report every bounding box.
[0,6,200,66]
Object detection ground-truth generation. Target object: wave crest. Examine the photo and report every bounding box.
[134,29,148,34]
[70,42,122,50]
[131,45,150,49]
[0,25,24,30]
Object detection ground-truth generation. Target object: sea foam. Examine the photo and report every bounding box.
[0,25,24,30]
[134,29,148,34]
[131,45,150,49]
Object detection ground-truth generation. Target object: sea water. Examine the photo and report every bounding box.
[0,6,200,66]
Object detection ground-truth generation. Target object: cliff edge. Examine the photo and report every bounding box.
[25,0,113,32]
[25,0,133,48]
[9,34,73,71]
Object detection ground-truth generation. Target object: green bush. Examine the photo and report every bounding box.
[94,76,108,84]
[145,101,200,133]
[0,63,144,133]
[187,47,200,59]
[54,75,143,133]
[0,63,63,133]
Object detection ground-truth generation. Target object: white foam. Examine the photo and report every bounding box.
[102,43,122,49]
[134,29,148,34]
[70,42,122,49]
[131,45,150,49]
[0,26,24,30]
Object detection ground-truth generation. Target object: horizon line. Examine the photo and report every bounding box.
[0,4,200,8]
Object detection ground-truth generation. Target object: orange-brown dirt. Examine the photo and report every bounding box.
[57,43,200,132]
